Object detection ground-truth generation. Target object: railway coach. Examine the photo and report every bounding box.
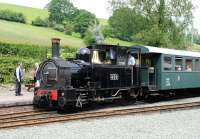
[136,45,200,95]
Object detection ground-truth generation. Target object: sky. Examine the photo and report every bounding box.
[0,0,199,31]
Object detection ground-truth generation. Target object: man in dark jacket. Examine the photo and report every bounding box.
[15,63,23,96]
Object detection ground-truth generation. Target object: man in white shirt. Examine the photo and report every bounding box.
[15,63,23,96]
[128,52,136,66]
[128,52,136,86]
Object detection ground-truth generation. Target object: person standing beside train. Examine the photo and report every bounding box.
[15,63,23,96]
[34,63,40,89]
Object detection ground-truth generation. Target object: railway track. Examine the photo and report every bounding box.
[1,101,200,129]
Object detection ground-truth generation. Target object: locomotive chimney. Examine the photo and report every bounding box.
[52,38,60,58]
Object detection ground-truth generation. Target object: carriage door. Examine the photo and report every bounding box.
[148,54,157,90]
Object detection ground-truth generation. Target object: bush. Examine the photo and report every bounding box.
[63,22,74,35]
[0,10,26,23]
[32,17,49,27]
[102,25,113,38]
[0,42,48,83]
[0,42,47,59]
[83,31,96,45]
[53,24,65,32]
[0,56,37,84]
[0,42,78,84]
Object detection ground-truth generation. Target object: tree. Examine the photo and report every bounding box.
[109,0,193,48]
[74,9,96,38]
[109,7,146,41]
[48,0,78,24]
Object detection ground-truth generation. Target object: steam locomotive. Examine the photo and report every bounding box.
[34,38,200,110]
[33,38,143,109]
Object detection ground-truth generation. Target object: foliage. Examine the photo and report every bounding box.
[32,17,49,27]
[0,42,78,84]
[63,21,74,35]
[0,42,47,83]
[46,47,77,59]
[194,35,200,45]
[109,7,146,41]
[187,33,200,45]
[0,56,37,83]
[0,3,49,24]
[102,25,113,38]
[0,42,47,60]
[108,0,193,49]
[53,24,65,32]
[74,10,97,38]
[47,0,97,39]
[83,31,96,45]
[48,0,78,24]
[0,9,26,23]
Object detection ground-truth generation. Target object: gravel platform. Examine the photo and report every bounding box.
[0,85,33,107]
[0,108,200,139]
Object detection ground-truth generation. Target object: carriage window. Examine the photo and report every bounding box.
[185,59,192,72]
[164,56,172,71]
[175,57,183,71]
[195,59,200,71]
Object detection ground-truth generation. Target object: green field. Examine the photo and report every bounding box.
[0,2,48,24]
[0,3,135,48]
[0,20,85,48]
[0,2,107,26]
[1,3,198,49]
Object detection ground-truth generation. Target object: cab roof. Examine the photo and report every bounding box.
[132,45,200,58]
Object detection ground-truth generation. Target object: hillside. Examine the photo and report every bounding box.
[0,2,107,26]
[0,3,133,48]
[0,20,85,48]
[0,2,48,24]
[0,3,198,49]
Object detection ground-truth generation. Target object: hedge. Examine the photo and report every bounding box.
[0,10,26,23]
[32,17,49,27]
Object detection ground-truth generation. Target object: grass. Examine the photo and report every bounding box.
[0,19,134,48]
[0,20,85,48]
[0,3,144,48]
[191,43,200,52]
[0,2,49,24]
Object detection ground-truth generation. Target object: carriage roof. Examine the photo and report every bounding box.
[132,45,200,58]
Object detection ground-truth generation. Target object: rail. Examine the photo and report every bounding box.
[0,101,200,129]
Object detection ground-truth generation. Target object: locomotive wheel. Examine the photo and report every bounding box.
[130,88,139,101]
[137,88,150,100]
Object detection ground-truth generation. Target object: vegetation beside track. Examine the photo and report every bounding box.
[0,42,77,84]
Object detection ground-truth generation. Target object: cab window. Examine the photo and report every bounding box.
[91,49,117,65]
[164,56,172,71]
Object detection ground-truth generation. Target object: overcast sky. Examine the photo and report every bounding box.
[0,0,199,31]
